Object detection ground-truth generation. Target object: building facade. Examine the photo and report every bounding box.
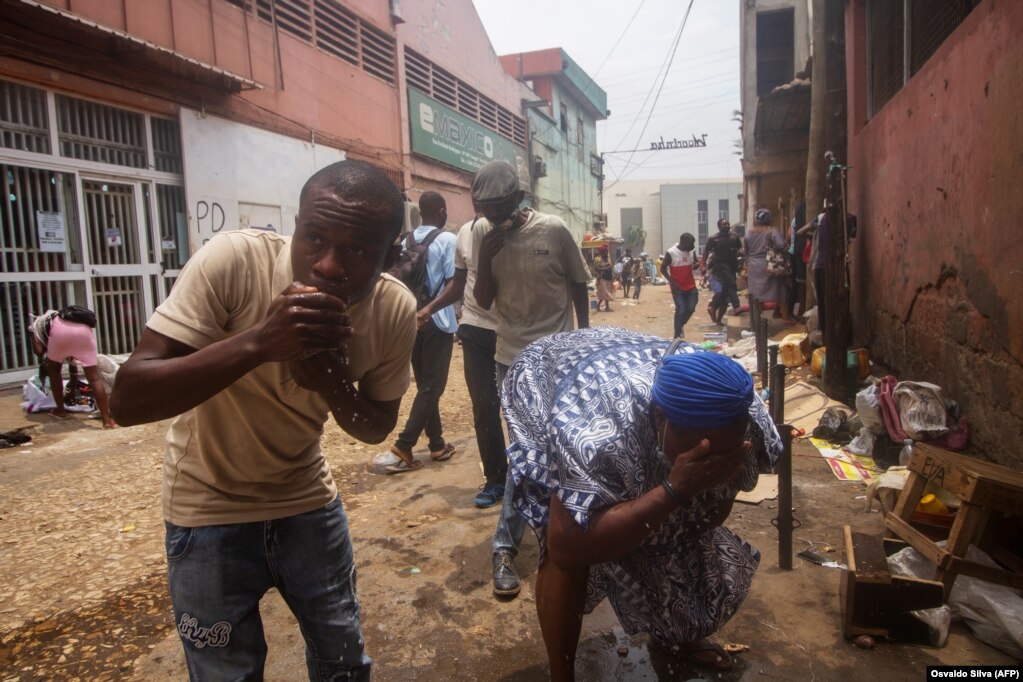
[843,0,1022,468]
[499,49,608,242]
[606,179,742,258]
[0,0,535,383]
[739,0,812,231]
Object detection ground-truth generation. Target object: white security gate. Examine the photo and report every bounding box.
[80,178,161,356]
[0,78,186,384]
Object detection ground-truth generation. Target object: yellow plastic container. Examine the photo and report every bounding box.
[916,493,949,516]
[811,347,826,377]
[780,334,808,368]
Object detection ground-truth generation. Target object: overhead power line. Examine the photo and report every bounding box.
[608,0,697,188]
[592,0,648,79]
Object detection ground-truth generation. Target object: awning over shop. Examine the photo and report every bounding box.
[1,0,261,93]
[754,79,811,141]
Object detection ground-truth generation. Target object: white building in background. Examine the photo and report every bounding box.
[605,179,743,258]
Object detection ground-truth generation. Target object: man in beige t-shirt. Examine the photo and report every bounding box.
[111,161,415,681]
[471,160,590,599]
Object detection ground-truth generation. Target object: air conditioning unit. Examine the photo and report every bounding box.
[532,155,547,178]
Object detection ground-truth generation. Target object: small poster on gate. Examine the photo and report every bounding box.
[105,228,122,247]
[36,211,66,253]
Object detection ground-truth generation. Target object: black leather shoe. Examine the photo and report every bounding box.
[492,550,521,598]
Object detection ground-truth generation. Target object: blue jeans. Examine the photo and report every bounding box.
[671,287,699,338]
[165,497,370,681]
[492,362,525,556]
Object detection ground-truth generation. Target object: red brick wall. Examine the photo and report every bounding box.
[845,0,1023,468]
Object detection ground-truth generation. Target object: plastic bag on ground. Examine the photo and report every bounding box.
[846,426,876,456]
[803,305,818,333]
[21,375,57,413]
[855,383,885,434]
[888,543,1023,657]
[893,381,950,441]
[20,375,97,414]
[95,353,130,394]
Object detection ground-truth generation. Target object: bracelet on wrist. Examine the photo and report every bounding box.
[661,479,684,505]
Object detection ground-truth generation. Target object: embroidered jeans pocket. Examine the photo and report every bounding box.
[164,522,195,562]
[348,564,360,607]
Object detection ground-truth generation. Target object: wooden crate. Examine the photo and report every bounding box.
[841,526,944,643]
[885,443,1023,597]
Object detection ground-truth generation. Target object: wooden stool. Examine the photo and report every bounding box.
[885,443,1023,598]
[840,527,944,642]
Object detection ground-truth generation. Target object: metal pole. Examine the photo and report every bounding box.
[756,316,769,387]
[771,361,786,425]
[768,345,780,420]
[776,423,794,569]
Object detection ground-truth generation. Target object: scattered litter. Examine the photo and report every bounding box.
[723,643,750,654]
[735,474,778,505]
[853,635,875,650]
[797,545,844,569]
[409,567,421,575]
[118,525,136,533]
[809,438,876,481]
[0,430,33,448]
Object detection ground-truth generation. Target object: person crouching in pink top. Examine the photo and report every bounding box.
[30,312,116,428]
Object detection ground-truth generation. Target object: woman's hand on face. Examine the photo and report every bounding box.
[666,438,750,501]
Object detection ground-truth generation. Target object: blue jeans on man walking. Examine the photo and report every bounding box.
[671,287,699,338]
[492,362,525,558]
[165,497,370,681]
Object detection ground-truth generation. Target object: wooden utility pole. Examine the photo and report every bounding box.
[821,0,850,402]
[805,0,826,253]
[822,159,851,401]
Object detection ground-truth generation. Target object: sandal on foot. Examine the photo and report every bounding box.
[430,443,455,461]
[375,446,423,474]
[674,640,733,671]
[47,409,70,420]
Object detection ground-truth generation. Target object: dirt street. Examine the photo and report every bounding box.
[0,285,1014,681]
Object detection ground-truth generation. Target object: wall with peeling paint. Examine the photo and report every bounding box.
[845,0,1023,469]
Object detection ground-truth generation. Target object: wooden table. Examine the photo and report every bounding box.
[885,443,1023,597]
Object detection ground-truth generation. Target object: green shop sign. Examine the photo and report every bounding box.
[408,87,529,185]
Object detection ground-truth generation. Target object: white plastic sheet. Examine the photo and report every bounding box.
[888,543,1023,657]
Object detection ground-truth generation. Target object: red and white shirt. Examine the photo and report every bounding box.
[666,244,696,290]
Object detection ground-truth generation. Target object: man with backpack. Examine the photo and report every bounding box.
[379,191,460,473]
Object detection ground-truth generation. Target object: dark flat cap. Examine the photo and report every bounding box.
[471,160,519,203]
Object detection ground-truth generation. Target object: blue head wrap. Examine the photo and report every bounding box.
[651,351,754,429]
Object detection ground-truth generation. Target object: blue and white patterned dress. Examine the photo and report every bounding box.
[502,327,782,646]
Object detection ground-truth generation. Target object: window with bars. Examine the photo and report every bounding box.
[1,164,82,274]
[0,80,50,154]
[255,0,313,42]
[757,9,794,97]
[226,0,396,85]
[910,0,981,75]
[868,0,980,116]
[404,48,528,148]
[152,184,188,273]
[868,0,904,116]
[56,95,147,169]
[697,200,709,247]
[152,118,184,174]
